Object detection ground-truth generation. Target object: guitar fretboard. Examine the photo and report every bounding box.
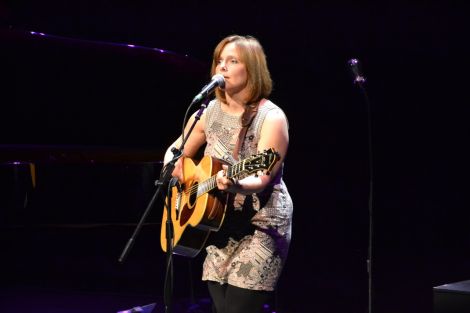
[192,161,244,198]
[196,176,217,197]
[185,149,277,198]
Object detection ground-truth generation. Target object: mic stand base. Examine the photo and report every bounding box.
[116,303,156,313]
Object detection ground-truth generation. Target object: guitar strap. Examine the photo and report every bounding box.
[232,99,267,160]
[232,125,248,161]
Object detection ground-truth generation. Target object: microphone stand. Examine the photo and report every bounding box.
[118,99,209,313]
[348,59,374,313]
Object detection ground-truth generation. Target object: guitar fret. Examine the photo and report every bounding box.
[197,182,202,197]
[199,179,207,197]
[197,176,216,197]
[230,163,239,178]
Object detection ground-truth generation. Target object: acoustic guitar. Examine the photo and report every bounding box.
[160,148,280,257]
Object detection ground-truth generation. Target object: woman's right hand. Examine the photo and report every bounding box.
[171,158,184,183]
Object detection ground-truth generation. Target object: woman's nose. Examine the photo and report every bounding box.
[220,61,227,71]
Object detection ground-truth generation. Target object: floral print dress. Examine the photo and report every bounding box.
[201,99,293,291]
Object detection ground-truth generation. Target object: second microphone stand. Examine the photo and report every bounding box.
[348,58,374,313]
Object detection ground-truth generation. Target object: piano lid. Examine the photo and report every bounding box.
[0,28,209,162]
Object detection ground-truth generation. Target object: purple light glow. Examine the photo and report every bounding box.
[349,58,359,66]
[7,161,31,165]
[23,30,188,59]
[30,31,46,36]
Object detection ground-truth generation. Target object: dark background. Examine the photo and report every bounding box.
[1,1,469,313]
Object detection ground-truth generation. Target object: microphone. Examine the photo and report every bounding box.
[348,58,366,85]
[191,74,225,105]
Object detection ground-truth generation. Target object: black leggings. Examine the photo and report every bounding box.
[207,281,272,313]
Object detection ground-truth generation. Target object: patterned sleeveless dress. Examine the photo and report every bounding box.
[201,99,293,291]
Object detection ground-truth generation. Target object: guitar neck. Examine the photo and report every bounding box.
[194,149,278,197]
[196,162,243,197]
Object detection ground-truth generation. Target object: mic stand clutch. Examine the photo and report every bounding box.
[117,99,209,313]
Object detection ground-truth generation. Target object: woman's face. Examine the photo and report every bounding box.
[216,42,248,95]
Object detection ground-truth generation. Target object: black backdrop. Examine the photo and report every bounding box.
[1,1,469,313]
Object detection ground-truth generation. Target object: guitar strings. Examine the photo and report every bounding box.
[175,151,273,197]
[181,163,238,197]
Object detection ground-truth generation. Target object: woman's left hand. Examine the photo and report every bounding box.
[216,164,238,192]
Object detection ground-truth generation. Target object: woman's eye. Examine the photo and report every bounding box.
[230,59,238,64]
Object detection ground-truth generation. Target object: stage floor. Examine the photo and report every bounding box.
[0,285,213,313]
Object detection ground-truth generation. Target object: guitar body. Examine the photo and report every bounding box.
[160,155,227,258]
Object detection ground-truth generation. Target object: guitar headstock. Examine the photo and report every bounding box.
[241,148,280,176]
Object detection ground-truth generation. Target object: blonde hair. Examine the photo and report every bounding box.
[210,35,272,106]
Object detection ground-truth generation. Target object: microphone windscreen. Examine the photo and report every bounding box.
[212,74,225,88]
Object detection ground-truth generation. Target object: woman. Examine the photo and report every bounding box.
[164,35,293,313]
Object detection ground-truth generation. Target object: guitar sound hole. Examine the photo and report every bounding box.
[179,182,197,226]
[188,182,198,208]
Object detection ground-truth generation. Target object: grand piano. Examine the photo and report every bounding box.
[0,27,210,303]
[1,27,208,156]
[1,26,208,211]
